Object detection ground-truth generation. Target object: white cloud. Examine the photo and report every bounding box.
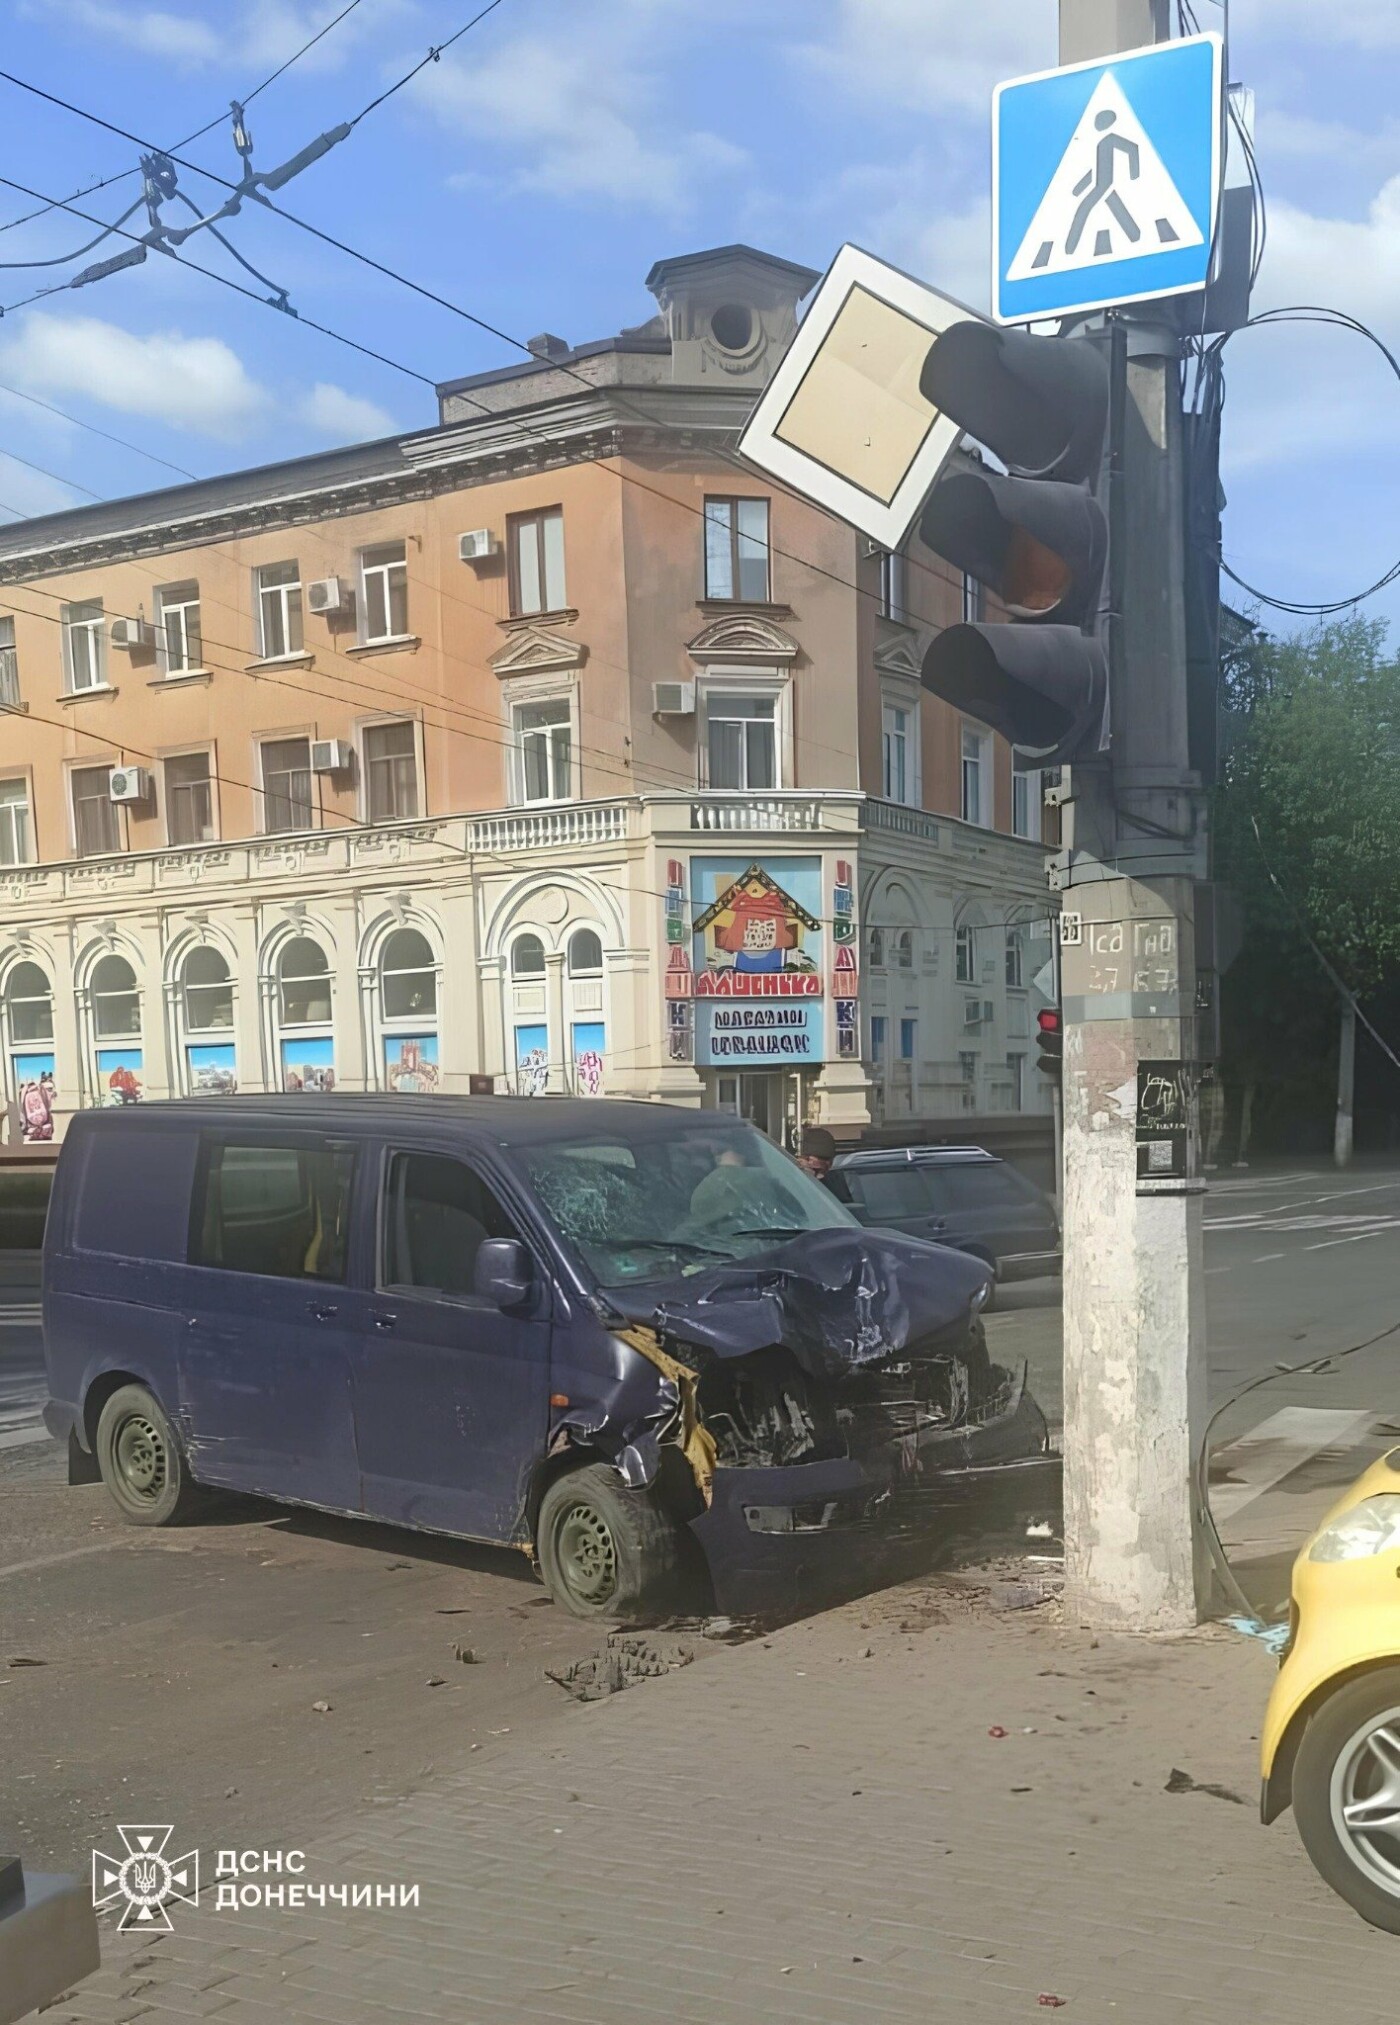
[418,25,748,217]
[19,0,394,70]
[1233,0,1400,51]
[299,382,397,442]
[0,313,271,440]
[31,0,221,63]
[0,455,82,520]
[797,0,1053,119]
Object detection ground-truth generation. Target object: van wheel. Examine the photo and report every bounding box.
[95,1384,203,1528]
[536,1464,682,1623]
[1292,1666,1400,1934]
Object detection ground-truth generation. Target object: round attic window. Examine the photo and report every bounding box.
[710,302,754,353]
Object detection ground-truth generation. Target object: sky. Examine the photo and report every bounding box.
[0,0,1394,632]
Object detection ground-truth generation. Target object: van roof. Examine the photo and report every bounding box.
[63,1094,724,1147]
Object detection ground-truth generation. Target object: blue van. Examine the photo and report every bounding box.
[43,1097,1057,1618]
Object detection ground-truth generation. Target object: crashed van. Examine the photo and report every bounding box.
[42,1097,1058,1618]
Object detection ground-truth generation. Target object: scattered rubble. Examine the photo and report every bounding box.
[546,1632,696,1702]
[1164,1767,1245,1806]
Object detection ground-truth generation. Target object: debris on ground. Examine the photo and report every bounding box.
[454,1645,480,1664]
[6,1656,47,1668]
[426,1675,446,1688]
[988,1726,1008,1739]
[546,1633,696,1703]
[1038,1997,1067,2009]
[1164,1766,1245,1805]
[310,1700,332,1713]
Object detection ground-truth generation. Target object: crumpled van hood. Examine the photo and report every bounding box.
[605,1227,990,1383]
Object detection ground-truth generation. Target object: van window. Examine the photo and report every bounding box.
[192,1140,356,1282]
[382,1152,519,1298]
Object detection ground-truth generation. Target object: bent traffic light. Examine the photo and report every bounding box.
[1036,1006,1063,1081]
[918,323,1111,768]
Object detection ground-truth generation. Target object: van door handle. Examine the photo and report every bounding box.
[372,1313,398,1332]
[307,1302,339,1322]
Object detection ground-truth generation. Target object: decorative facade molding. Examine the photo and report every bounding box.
[489,625,588,679]
[685,613,800,664]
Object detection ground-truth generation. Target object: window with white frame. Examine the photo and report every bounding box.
[275,935,334,1092]
[360,542,409,643]
[882,701,917,804]
[0,778,31,866]
[955,924,976,984]
[878,549,907,623]
[256,561,303,659]
[704,497,770,602]
[514,698,573,804]
[380,928,437,1022]
[0,616,19,709]
[91,954,141,1039]
[705,691,778,792]
[868,926,885,969]
[4,960,52,1047]
[1005,923,1026,989]
[182,946,234,1032]
[1007,1052,1025,1111]
[363,721,419,823]
[1012,769,1043,841]
[509,509,567,617]
[164,751,215,847]
[870,1014,887,1064]
[157,582,202,675]
[63,600,105,693]
[893,928,914,969]
[259,736,315,833]
[71,764,120,858]
[900,1017,917,1061]
[960,722,989,827]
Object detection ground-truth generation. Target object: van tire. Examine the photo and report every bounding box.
[536,1463,683,1623]
[94,1384,203,1528]
[1292,1665,1400,1934]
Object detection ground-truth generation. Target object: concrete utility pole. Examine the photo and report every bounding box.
[1334,997,1356,1169]
[1056,0,1211,1629]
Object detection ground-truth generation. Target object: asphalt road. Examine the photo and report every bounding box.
[5,1163,1399,1871]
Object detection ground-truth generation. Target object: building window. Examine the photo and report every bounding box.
[63,599,106,693]
[363,721,419,823]
[870,1015,887,1064]
[71,765,120,858]
[878,550,907,623]
[5,961,52,1044]
[260,736,315,833]
[868,927,885,969]
[508,508,566,617]
[704,497,770,602]
[360,542,409,643]
[1013,770,1043,841]
[157,582,202,675]
[514,699,572,804]
[0,778,31,866]
[962,572,985,624]
[276,935,334,1092]
[893,928,914,969]
[164,751,215,846]
[380,928,437,1022]
[256,561,303,660]
[961,723,989,827]
[1008,1052,1025,1112]
[955,924,976,984]
[182,946,234,1032]
[0,616,19,708]
[959,1050,978,1110]
[882,702,915,804]
[1005,924,1025,989]
[512,934,545,979]
[5,960,56,1140]
[706,692,777,792]
[91,955,140,1040]
[900,1017,917,1061]
[568,929,602,976]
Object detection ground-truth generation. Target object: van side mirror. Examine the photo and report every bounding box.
[473,1238,532,1309]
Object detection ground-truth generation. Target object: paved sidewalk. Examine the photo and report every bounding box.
[44,1572,1398,2025]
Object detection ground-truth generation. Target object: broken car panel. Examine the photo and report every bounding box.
[43,1096,1058,1621]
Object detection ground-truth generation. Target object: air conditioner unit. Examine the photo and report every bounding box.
[653,681,696,717]
[108,766,152,804]
[310,739,353,775]
[963,998,994,1028]
[459,529,499,564]
[110,616,151,650]
[307,576,349,616]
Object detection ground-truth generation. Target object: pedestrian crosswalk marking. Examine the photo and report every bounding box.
[1005,72,1203,284]
[1210,1407,1377,1522]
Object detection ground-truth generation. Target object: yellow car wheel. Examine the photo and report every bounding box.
[1293,1665,1400,1934]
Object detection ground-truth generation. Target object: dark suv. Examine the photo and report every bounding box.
[830,1146,1060,1291]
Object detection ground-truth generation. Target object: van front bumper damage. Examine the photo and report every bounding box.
[688,1363,1059,1617]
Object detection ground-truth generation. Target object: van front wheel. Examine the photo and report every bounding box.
[537,1464,682,1622]
[95,1384,203,1528]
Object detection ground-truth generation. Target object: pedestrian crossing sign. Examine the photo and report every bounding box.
[993,33,1223,325]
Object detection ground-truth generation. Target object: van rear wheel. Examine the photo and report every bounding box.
[95,1384,203,1528]
[537,1463,683,1623]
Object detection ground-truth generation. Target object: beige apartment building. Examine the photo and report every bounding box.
[0,243,1054,1150]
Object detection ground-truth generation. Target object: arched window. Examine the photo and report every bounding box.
[179,945,237,1095]
[4,961,57,1141]
[512,934,545,978]
[893,928,914,970]
[89,953,145,1104]
[868,927,885,969]
[567,929,602,976]
[276,936,335,1093]
[379,928,440,1093]
[955,925,976,985]
[1005,923,1026,990]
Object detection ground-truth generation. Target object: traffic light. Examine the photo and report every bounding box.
[918,323,1112,767]
[1036,1006,1063,1080]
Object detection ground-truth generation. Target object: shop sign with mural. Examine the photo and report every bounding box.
[572,1021,605,1096]
[689,858,825,1066]
[384,1034,440,1092]
[281,1037,336,1093]
[14,1052,57,1141]
[187,1043,238,1095]
[515,1024,549,1096]
[96,1047,144,1105]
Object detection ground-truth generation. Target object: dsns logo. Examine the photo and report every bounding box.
[93,1825,200,1931]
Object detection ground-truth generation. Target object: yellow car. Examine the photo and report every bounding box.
[1262,1449,1400,1932]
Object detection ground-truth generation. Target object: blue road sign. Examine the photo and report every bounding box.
[994,33,1223,325]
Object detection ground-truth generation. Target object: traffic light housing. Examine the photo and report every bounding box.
[1036,1006,1063,1080]
[918,323,1111,768]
